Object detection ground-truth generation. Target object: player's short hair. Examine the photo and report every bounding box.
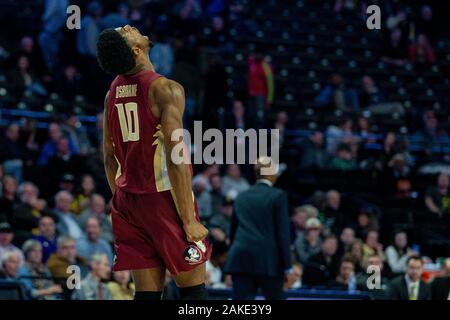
[96,28,136,75]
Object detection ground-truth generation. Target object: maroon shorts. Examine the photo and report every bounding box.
[111,188,211,275]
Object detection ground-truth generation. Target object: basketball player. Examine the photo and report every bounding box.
[96,25,211,300]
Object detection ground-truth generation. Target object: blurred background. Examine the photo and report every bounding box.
[0,0,449,300]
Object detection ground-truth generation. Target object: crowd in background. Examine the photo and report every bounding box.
[0,0,449,299]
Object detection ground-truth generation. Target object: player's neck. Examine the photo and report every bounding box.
[125,59,154,75]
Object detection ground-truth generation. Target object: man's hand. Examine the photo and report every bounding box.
[183,220,208,242]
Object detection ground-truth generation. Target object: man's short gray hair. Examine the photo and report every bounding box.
[22,239,42,257]
[1,251,21,268]
[90,253,107,264]
[54,190,73,203]
[57,235,75,248]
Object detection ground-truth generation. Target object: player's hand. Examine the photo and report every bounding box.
[183,220,208,242]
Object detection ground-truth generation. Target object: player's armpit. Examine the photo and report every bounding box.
[103,91,118,194]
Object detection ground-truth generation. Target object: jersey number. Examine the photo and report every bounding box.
[115,103,139,142]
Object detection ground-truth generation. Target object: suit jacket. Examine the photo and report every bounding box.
[388,275,431,300]
[224,182,291,277]
[430,276,450,300]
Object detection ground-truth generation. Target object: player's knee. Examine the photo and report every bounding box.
[178,284,207,300]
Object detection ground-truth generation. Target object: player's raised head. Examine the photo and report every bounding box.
[96,25,153,75]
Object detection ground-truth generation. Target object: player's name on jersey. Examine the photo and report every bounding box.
[116,84,137,98]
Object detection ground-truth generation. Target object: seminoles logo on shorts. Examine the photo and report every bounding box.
[184,245,203,264]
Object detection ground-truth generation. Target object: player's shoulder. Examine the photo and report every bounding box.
[150,77,185,101]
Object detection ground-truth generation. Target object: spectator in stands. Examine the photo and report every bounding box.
[77,1,103,58]
[209,198,233,244]
[32,216,57,264]
[71,174,96,215]
[205,241,228,288]
[247,49,274,128]
[378,132,398,170]
[325,117,354,154]
[328,256,355,289]
[77,194,113,243]
[409,34,436,67]
[0,123,27,183]
[303,235,340,286]
[76,217,113,266]
[149,32,174,77]
[53,191,83,240]
[430,258,450,300]
[284,262,303,290]
[386,8,410,35]
[9,54,47,98]
[58,174,76,196]
[385,230,418,274]
[415,5,437,44]
[293,217,323,264]
[388,255,431,300]
[62,113,91,156]
[192,164,219,192]
[72,253,112,300]
[13,182,52,245]
[300,131,329,169]
[386,154,412,192]
[358,254,391,299]
[0,175,18,223]
[0,124,26,183]
[17,240,63,300]
[362,230,384,264]
[14,36,48,77]
[315,74,358,111]
[47,137,83,186]
[100,2,129,30]
[47,236,88,291]
[0,251,22,281]
[359,75,385,108]
[225,99,247,130]
[290,205,318,242]
[171,47,202,130]
[381,28,408,66]
[337,227,356,258]
[329,143,357,171]
[221,164,250,197]
[415,110,448,155]
[107,270,134,300]
[54,65,84,101]
[346,239,364,273]
[0,222,24,265]
[38,0,67,71]
[193,176,212,221]
[37,122,77,166]
[425,173,450,218]
[209,173,223,217]
[324,190,346,232]
[352,210,378,239]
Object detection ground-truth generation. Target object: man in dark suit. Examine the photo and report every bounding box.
[388,255,431,300]
[430,258,450,300]
[225,157,291,300]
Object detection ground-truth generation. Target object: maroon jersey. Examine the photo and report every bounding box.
[107,69,172,194]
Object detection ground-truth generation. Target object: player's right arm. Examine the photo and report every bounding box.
[152,77,208,243]
[103,91,118,194]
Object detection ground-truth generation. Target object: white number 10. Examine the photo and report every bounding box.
[115,102,140,142]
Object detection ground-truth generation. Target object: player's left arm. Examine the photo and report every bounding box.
[103,91,118,194]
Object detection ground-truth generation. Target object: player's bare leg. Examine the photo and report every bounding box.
[132,267,166,300]
[173,264,207,300]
